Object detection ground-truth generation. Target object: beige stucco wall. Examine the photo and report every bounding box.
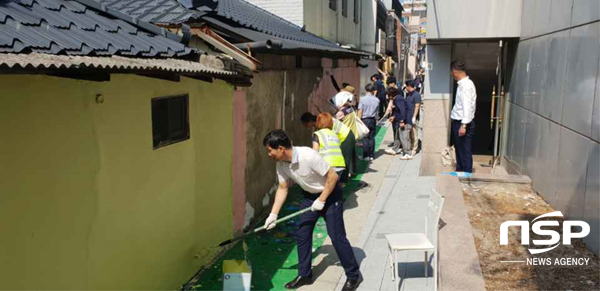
[0,74,234,289]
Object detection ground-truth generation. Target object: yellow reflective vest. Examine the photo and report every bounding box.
[332,119,351,143]
[314,129,346,168]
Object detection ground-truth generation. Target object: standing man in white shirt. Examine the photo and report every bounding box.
[262,130,362,291]
[450,60,477,173]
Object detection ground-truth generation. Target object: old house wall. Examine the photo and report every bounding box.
[0,74,235,289]
[239,54,360,228]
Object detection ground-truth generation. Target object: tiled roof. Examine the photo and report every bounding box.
[98,0,342,49]
[94,0,203,25]
[213,0,340,49]
[0,0,196,57]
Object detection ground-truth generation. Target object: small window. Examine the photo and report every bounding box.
[353,0,359,23]
[151,94,190,149]
[342,0,348,17]
[329,0,336,11]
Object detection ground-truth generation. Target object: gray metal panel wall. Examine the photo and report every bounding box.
[528,35,548,115]
[556,127,590,220]
[592,58,600,142]
[506,0,600,254]
[522,110,541,183]
[548,0,573,33]
[571,0,600,26]
[423,44,452,100]
[541,30,569,123]
[584,142,600,254]
[563,23,600,137]
[535,118,560,206]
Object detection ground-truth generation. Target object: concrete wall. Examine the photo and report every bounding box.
[304,0,361,47]
[360,0,377,53]
[426,0,522,39]
[360,59,380,95]
[239,55,360,227]
[504,0,600,254]
[0,74,235,289]
[244,0,304,27]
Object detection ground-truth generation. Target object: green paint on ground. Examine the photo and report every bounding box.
[190,125,388,291]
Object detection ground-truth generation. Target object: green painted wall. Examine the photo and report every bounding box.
[0,74,234,289]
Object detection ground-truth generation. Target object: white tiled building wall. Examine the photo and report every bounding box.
[243,0,304,27]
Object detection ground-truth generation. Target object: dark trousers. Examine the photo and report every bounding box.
[297,183,360,280]
[340,131,356,183]
[391,121,398,144]
[378,97,386,119]
[362,117,377,158]
[451,120,475,172]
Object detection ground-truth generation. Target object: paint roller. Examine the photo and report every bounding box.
[218,207,311,247]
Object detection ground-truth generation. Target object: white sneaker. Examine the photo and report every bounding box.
[400,154,413,160]
[369,157,374,161]
[385,149,396,155]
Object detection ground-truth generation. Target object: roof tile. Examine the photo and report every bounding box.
[0,0,198,57]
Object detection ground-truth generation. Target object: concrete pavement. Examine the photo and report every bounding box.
[301,122,441,291]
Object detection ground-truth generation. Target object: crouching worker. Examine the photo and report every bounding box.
[263,130,362,291]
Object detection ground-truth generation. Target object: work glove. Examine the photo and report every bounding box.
[264,213,277,230]
[311,199,326,212]
[412,117,416,124]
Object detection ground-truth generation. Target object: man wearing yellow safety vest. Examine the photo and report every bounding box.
[301,112,356,185]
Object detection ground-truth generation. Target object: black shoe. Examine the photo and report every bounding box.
[341,276,363,291]
[284,276,313,289]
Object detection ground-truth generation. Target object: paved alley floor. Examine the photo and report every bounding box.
[302,122,437,291]
[190,121,437,291]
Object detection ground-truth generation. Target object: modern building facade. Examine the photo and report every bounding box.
[423,0,599,254]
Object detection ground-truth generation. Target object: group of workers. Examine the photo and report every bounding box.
[260,62,477,291]
[261,69,428,291]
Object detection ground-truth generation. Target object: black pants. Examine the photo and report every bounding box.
[451,120,475,172]
[340,131,356,183]
[297,184,360,280]
[362,117,377,158]
[378,96,386,119]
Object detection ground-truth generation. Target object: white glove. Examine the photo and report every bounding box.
[311,199,326,212]
[264,213,277,230]
[412,117,416,124]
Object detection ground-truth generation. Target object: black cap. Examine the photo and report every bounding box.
[386,76,397,85]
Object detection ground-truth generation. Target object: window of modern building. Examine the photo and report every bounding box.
[329,0,336,11]
[151,94,190,149]
[342,0,348,17]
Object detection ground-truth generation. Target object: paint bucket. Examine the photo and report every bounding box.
[223,260,251,291]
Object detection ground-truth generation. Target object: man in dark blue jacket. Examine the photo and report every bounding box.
[371,74,387,118]
[384,88,413,159]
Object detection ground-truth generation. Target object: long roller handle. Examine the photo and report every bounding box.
[218,207,311,247]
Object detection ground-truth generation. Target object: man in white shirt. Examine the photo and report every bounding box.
[262,130,362,291]
[450,59,477,173]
